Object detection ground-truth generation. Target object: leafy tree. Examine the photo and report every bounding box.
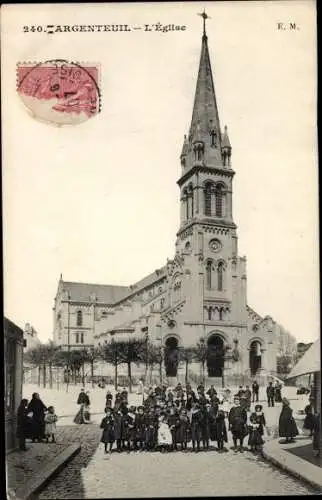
[277,354,293,375]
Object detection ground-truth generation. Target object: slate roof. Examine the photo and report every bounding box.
[61,281,130,304]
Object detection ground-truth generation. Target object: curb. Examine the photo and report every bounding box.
[15,443,81,500]
[262,443,322,493]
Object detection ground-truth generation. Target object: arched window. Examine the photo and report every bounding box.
[208,307,212,320]
[217,262,224,291]
[215,185,223,217]
[204,183,212,216]
[80,333,84,344]
[206,260,212,290]
[75,332,79,344]
[219,307,224,320]
[76,310,83,326]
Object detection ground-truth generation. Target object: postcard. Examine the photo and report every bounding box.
[2,2,319,499]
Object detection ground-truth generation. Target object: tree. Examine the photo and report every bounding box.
[118,338,145,393]
[24,342,60,388]
[24,344,46,387]
[101,338,123,390]
[194,340,207,385]
[277,354,293,375]
[148,344,162,385]
[180,347,196,385]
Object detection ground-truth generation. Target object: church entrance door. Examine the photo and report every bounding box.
[164,337,179,377]
[249,340,262,376]
[207,335,225,377]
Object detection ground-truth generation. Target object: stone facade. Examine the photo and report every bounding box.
[5,318,24,451]
[53,24,284,382]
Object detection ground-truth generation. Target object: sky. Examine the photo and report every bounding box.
[2,1,318,343]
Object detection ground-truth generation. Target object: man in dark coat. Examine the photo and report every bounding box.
[228,397,248,452]
[252,381,259,402]
[27,393,47,442]
[266,382,275,407]
[77,388,90,406]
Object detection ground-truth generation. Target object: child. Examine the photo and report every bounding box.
[157,414,172,452]
[168,407,179,451]
[248,404,266,452]
[191,403,202,452]
[100,409,115,453]
[135,406,146,451]
[176,410,189,451]
[215,409,228,452]
[44,406,58,443]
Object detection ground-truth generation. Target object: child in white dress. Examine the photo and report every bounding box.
[157,415,172,452]
[44,406,58,443]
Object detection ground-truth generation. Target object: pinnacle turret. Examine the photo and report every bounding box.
[180,12,232,170]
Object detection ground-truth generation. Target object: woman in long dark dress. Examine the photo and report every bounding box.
[16,399,29,450]
[27,393,47,442]
[278,398,298,443]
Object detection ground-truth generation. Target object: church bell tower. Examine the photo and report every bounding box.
[175,12,246,331]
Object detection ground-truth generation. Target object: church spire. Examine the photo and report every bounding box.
[185,10,227,168]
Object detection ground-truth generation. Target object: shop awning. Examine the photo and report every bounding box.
[285,338,320,380]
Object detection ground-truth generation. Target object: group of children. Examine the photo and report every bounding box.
[99,383,267,454]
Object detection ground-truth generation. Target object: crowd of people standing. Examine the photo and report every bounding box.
[96,382,268,454]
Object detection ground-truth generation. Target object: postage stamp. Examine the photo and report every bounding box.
[17,60,101,126]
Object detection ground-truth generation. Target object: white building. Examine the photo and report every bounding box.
[53,20,290,384]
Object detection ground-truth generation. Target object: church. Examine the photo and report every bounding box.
[53,17,280,384]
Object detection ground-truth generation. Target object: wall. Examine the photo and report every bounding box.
[5,318,24,452]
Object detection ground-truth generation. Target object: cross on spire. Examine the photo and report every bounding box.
[198,9,210,37]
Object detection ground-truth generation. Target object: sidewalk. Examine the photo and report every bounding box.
[6,429,82,500]
[262,436,322,492]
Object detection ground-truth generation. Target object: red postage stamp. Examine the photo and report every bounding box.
[17,60,101,126]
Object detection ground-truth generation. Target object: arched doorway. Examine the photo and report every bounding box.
[249,340,262,376]
[207,334,225,377]
[164,337,179,377]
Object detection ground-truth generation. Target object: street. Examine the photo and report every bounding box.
[37,425,315,498]
[24,383,316,498]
